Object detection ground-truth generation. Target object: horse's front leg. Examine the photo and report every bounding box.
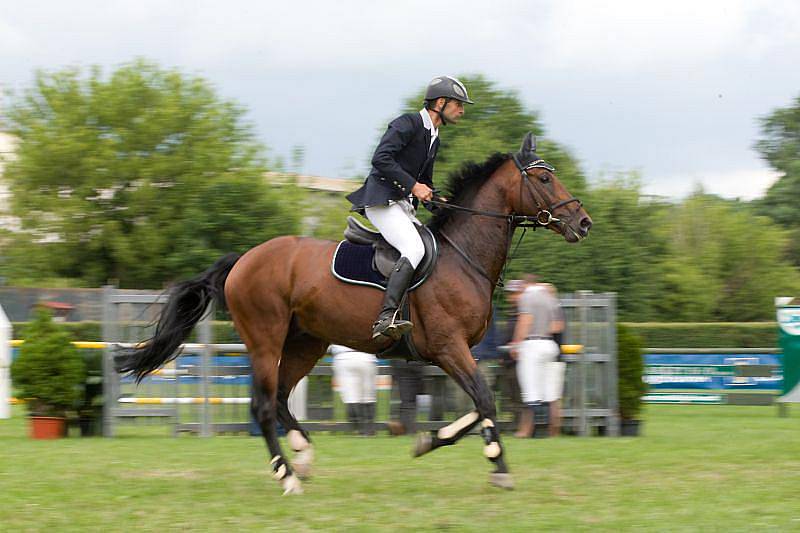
[413,345,513,490]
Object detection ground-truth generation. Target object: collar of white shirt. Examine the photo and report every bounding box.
[419,108,438,149]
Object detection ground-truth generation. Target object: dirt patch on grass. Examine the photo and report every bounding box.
[120,469,202,480]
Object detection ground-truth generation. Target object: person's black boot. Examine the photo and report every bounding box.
[372,257,416,340]
[360,403,376,436]
[399,404,417,435]
[532,402,550,439]
[346,404,360,434]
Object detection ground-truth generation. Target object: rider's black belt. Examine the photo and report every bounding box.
[526,336,553,340]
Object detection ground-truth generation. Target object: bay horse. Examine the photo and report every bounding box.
[118,133,592,494]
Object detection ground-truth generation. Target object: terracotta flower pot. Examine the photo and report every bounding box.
[30,416,66,439]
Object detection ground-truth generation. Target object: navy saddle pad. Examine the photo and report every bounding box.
[331,225,437,291]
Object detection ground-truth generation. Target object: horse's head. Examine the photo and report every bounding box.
[509,133,592,243]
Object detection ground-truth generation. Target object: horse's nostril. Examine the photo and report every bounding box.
[579,217,592,235]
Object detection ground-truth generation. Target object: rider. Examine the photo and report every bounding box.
[346,76,474,340]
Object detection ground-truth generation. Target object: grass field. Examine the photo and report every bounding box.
[1,405,799,532]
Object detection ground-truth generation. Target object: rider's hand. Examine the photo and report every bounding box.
[411,182,434,202]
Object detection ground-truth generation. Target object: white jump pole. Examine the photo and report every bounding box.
[0,304,11,419]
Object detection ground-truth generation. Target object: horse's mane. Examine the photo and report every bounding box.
[428,152,510,232]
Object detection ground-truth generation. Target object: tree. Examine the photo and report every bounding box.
[655,192,800,321]
[756,94,800,265]
[1,59,300,288]
[508,174,671,321]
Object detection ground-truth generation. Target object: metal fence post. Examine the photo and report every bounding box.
[199,305,213,437]
[101,285,118,437]
[606,292,620,436]
[577,290,589,436]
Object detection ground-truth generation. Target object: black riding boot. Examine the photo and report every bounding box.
[372,257,416,340]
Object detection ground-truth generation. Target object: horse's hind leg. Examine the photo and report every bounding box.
[414,342,513,490]
[276,334,329,480]
[234,310,304,495]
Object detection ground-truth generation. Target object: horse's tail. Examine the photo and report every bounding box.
[116,252,241,383]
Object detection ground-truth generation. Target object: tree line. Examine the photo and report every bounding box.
[1,61,799,321]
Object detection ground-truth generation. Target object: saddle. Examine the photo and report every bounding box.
[331,216,438,291]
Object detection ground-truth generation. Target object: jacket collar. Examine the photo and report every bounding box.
[419,109,438,135]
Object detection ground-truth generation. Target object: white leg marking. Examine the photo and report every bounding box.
[287,429,309,451]
[481,418,495,429]
[437,410,480,440]
[483,442,502,459]
[291,446,315,480]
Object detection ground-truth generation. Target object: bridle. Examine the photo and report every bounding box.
[510,153,582,229]
[424,154,582,289]
[426,154,581,229]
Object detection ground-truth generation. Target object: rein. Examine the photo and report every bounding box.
[425,154,582,291]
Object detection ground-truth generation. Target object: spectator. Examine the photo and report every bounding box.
[541,282,566,437]
[471,304,501,401]
[510,279,561,438]
[497,280,527,431]
[386,359,425,435]
[330,344,377,436]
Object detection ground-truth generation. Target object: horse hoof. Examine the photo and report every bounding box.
[412,432,433,457]
[281,474,304,495]
[489,472,514,490]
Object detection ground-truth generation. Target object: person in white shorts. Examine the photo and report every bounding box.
[510,281,561,437]
[330,344,378,436]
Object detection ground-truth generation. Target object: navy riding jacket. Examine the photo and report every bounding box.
[346,112,439,212]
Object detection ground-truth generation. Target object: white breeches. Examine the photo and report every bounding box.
[332,351,377,404]
[365,199,425,268]
[516,339,564,403]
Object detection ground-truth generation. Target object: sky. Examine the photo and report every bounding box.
[2,0,799,200]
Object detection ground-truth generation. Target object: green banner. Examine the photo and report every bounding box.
[776,302,800,401]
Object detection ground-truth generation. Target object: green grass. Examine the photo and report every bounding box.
[1,405,799,532]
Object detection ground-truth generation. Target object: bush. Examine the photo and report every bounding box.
[622,322,777,348]
[10,308,86,417]
[12,321,102,341]
[617,324,646,420]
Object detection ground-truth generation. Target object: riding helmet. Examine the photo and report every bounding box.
[424,76,474,104]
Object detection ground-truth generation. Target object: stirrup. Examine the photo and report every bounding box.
[371,315,414,340]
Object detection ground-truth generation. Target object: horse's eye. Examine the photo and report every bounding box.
[540,175,550,183]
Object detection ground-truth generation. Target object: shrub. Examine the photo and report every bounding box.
[10,308,86,417]
[617,324,646,420]
[622,322,776,348]
[12,321,102,341]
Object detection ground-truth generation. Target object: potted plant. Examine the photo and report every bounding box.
[617,324,646,436]
[11,307,86,439]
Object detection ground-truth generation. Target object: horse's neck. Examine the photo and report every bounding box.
[440,186,513,290]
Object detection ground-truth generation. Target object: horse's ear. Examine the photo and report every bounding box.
[520,132,537,154]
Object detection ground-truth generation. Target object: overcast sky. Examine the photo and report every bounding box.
[2,0,799,199]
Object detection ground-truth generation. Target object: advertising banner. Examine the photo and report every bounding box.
[645,353,782,391]
[776,297,800,403]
